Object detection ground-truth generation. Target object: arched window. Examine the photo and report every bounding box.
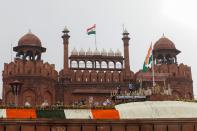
[22,90,36,106]
[79,61,85,68]
[71,61,78,68]
[43,91,52,106]
[157,54,164,64]
[95,61,100,68]
[116,62,122,69]
[101,61,107,68]
[166,54,174,64]
[26,50,33,60]
[86,61,93,68]
[109,61,114,69]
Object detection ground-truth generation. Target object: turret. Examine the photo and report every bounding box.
[13,30,46,61]
[153,35,180,65]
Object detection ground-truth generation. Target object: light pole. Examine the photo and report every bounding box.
[9,80,23,107]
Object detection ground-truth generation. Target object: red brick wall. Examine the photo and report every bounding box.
[0,119,197,131]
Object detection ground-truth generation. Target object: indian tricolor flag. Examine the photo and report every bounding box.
[143,44,153,72]
[87,24,96,35]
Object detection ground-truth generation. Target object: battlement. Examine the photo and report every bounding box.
[136,63,192,82]
[59,69,134,83]
[3,58,58,81]
[154,63,192,79]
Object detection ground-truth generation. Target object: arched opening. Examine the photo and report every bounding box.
[71,61,78,68]
[109,61,114,69]
[101,61,107,68]
[95,61,100,68]
[86,61,93,68]
[16,51,24,59]
[5,91,14,106]
[79,61,85,68]
[166,54,174,64]
[35,52,41,61]
[43,91,52,105]
[116,62,122,69]
[157,54,164,64]
[26,50,34,60]
[22,90,36,106]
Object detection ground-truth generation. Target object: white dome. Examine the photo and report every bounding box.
[86,48,92,55]
[93,48,100,55]
[115,49,121,56]
[71,48,78,55]
[108,49,114,56]
[79,48,85,55]
[101,48,107,56]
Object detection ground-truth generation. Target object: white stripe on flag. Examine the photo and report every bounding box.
[0,109,7,118]
[64,109,93,119]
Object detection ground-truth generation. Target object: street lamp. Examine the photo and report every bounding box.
[9,80,23,107]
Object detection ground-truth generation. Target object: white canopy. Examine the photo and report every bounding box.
[115,101,197,119]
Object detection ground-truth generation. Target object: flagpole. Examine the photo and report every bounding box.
[11,43,13,62]
[152,43,155,87]
[95,33,97,49]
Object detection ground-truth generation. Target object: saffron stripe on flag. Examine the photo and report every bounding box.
[87,24,96,32]
[145,45,152,64]
[91,109,120,119]
[6,109,37,119]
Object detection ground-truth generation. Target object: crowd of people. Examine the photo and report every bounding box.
[110,84,172,97]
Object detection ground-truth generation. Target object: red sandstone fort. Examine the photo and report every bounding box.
[2,27,193,106]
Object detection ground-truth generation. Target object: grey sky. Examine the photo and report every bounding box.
[0,0,197,97]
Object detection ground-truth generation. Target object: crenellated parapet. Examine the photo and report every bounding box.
[153,63,192,80]
[3,58,58,81]
[60,70,124,83]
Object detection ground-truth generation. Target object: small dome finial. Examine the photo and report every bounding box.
[122,28,130,40]
[62,26,69,34]
[162,33,165,38]
[28,29,32,34]
[123,28,128,34]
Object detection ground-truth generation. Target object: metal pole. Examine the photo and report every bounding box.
[11,43,13,62]
[95,32,97,49]
[152,44,155,87]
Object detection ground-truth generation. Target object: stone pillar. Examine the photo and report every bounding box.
[62,26,70,73]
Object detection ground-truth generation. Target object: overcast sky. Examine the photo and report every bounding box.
[0,0,197,97]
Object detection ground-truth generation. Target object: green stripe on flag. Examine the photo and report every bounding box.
[143,62,148,72]
[87,31,96,35]
[36,109,65,119]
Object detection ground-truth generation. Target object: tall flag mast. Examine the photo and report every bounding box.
[11,43,13,62]
[87,24,97,49]
[151,43,156,87]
